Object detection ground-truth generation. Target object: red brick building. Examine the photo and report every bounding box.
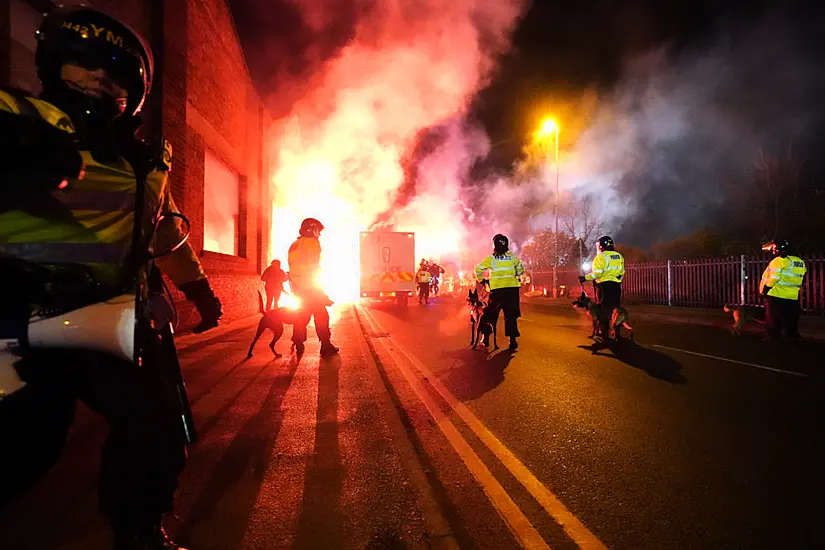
[1,0,272,328]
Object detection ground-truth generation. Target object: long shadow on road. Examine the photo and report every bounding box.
[579,341,688,384]
[293,355,345,548]
[179,355,301,547]
[440,348,515,401]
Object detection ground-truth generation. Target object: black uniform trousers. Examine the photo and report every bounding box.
[418,282,430,301]
[594,281,622,337]
[765,296,801,339]
[482,286,521,338]
[0,349,187,533]
[290,289,332,344]
[264,284,282,311]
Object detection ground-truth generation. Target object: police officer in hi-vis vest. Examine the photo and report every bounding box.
[760,239,807,340]
[475,234,525,351]
[287,218,339,356]
[579,235,625,344]
[0,7,223,549]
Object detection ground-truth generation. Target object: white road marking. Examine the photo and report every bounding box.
[357,308,550,549]
[652,345,810,378]
[360,307,607,550]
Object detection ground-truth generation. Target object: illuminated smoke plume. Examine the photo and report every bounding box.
[266,0,527,300]
[548,12,825,248]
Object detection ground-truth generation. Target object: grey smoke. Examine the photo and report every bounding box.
[568,12,825,247]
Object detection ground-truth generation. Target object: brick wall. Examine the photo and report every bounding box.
[181,0,269,328]
[1,0,272,331]
[103,0,270,329]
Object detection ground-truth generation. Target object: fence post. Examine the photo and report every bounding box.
[667,260,672,306]
[740,254,746,305]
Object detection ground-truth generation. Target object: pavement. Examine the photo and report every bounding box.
[1,296,823,549]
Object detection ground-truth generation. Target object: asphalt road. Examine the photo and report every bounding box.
[1,296,823,549]
[362,294,825,550]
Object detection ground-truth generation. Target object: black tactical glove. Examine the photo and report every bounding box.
[761,286,772,297]
[578,276,587,284]
[180,278,223,334]
[0,110,84,193]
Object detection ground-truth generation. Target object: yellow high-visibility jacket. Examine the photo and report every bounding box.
[417,269,432,284]
[0,90,204,289]
[760,255,806,300]
[287,236,321,293]
[475,253,524,290]
[585,251,625,283]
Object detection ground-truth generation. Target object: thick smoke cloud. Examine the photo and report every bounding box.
[258,0,528,274]
[565,12,825,247]
[237,0,825,277]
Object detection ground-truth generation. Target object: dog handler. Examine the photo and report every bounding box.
[0,7,222,548]
[287,217,339,356]
[760,239,806,340]
[475,234,524,351]
[579,235,625,346]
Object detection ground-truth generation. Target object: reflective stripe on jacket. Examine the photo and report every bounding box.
[760,255,806,300]
[475,253,524,290]
[417,270,432,284]
[0,90,204,288]
[585,251,625,283]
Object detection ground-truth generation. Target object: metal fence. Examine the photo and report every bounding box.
[530,253,825,313]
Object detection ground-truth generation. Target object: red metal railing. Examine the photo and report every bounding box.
[530,253,825,313]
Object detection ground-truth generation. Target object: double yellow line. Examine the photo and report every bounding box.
[357,306,607,550]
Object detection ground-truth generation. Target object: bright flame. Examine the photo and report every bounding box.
[280,293,302,310]
[267,0,526,304]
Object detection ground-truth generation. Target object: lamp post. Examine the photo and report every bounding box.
[538,119,560,297]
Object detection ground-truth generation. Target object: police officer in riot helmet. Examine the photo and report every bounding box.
[288,218,339,356]
[0,7,223,549]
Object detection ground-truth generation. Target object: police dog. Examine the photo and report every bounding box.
[468,288,498,350]
[723,304,765,336]
[247,292,300,358]
[571,291,634,341]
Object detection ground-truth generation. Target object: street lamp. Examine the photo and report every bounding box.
[537,118,560,297]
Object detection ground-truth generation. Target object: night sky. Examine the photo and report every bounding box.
[230,0,823,157]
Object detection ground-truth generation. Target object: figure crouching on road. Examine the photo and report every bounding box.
[475,234,524,351]
[287,218,339,356]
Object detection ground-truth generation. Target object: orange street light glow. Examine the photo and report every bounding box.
[538,118,559,139]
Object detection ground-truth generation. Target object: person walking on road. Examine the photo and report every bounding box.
[416,263,433,304]
[579,235,625,349]
[287,218,339,356]
[760,239,807,340]
[427,261,445,296]
[475,234,524,351]
[261,259,287,310]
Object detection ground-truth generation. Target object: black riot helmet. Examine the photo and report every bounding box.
[299,218,325,237]
[35,7,153,121]
[762,239,790,257]
[492,234,509,255]
[597,235,615,252]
